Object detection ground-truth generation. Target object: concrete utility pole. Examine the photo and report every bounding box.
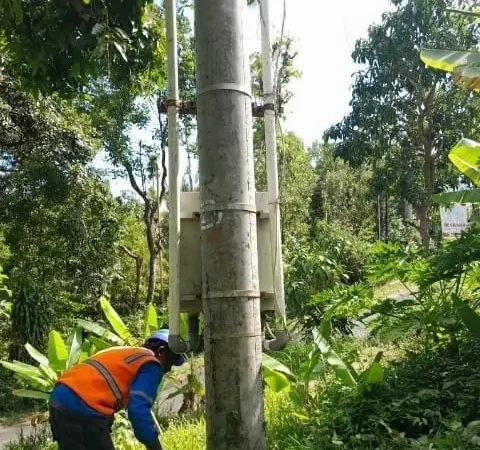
[195,0,266,449]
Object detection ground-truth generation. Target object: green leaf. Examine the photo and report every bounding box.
[360,361,384,385]
[446,8,480,19]
[87,335,112,352]
[420,49,480,76]
[99,296,135,345]
[38,364,57,384]
[12,389,50,401]
[179,313,188,341]
[448,139,480,187]
[432,189,480,204]
[0,361,41,378]
[319,318,332,340]
[24,343,48,367]
[261,353,293,377]
[144,303,158,338]
[77,318,124,345]
[67,327,83,369]
[15,373,53,392]
[78,340,94,362]
[47,331,68,372]
[113,41,128,62]
[312,328,357,388]
[453,295,480,339]
[262,366,291,392]
[82,0,91,4]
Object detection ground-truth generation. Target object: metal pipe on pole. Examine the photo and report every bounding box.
[260,0,287,351]
[165,0,187,353]
[196,0,266,448]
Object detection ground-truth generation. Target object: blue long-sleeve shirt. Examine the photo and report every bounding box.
[49,362,163,446]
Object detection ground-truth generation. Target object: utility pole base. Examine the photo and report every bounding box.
[204,297,265,450]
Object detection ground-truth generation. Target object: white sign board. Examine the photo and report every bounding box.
[440,204,469,236]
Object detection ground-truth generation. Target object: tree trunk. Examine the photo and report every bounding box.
[419,149,434,251]
[119,245,143,308]
[417,204,430,250]
[417,86,436,251]
[134,257,142,307]
[159,249,164,305]
[145,202,158,304]
[384,194,389,241]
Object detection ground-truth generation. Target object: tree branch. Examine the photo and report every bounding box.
[405,220,421,232]
[119,244,141,261]
[156,95,168,207]
[124,160,148,202]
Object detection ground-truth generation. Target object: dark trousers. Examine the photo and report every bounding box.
[49,403,115,450]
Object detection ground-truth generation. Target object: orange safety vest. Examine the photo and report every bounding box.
[56,346,161,416]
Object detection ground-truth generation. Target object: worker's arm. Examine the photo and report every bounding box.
[127,362,164,450]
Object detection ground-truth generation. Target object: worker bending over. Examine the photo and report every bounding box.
[48,329,185,450]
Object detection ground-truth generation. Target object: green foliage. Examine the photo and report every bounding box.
[365,225,480,347]
[326,0,480,248]
[285,221,369,323]
[309,143,374,238]
[99,296,136,346]
[284,237,345,316]
[432,138,480,204]
[0,0,166,95]
[453,295,480,338]
[305,283,374,334]
[9,287,49,361]
[0,328,92,400]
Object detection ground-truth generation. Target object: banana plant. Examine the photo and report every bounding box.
[0,266,12,319]
[0,328,93,400]
[430,139,480,204]
[420,9,480,205]
[77,296,170,348]
[312,319,384,393]
[420,8,480,93]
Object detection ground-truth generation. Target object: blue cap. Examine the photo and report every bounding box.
[148,329,185,366]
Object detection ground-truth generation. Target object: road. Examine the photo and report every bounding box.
[0,422,33,447]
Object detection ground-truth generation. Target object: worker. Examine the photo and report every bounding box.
[48,329,185,450]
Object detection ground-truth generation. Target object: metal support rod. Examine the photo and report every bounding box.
[196,0,266,448]
[260,0,288,351]
[166,0,187,353]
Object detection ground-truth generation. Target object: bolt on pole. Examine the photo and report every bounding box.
[195,0,266,449]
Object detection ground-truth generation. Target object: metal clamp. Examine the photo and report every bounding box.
[165,98,182,108]
[197,83,252,99]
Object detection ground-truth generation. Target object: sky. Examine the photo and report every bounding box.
[97,0,394,196]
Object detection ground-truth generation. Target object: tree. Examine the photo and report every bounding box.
[0,75,124,352]
[325,0,480,249]
[309,142,374,239]
[0,0,164,95]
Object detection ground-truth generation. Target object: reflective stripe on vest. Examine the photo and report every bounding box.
[83,360,123,412]
[56,347,161,416]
